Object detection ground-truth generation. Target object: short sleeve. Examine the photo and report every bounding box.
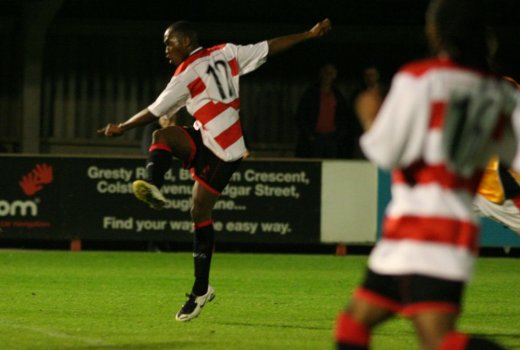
[148,75,190,117]
[360,72,429,170]
[234,41,268,75]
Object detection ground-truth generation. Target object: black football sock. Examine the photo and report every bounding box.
[146,144,173,188]
[191,220,215,296]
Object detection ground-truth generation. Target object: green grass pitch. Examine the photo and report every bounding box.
[0,251,518,349]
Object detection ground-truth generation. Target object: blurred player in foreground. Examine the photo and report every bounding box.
[98,19,331,322]
[334,0,520,349]
[474,78,520,236]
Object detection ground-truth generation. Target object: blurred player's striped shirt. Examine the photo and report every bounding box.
[361,57,520,281]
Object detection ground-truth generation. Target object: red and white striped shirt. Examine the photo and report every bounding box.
[148,41,269,161]
[361,57,520,281]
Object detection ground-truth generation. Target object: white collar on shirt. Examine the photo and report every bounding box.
[190,47,203,56]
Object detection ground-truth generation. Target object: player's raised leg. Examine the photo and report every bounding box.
[133,126,193,210]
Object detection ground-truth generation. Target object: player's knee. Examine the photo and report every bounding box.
[152,126,193,158]
[151,128,168,143]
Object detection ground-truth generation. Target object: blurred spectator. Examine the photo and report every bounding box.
[294,63,360,159]
[353,65,386,131]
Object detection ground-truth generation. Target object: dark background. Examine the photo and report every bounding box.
[55,0,520,81]
[2,0,518,78]
[0,0,519,155]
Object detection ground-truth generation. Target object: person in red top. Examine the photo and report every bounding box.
[334,0,519,349]
[295,63,358,158]
[98,18,331,322]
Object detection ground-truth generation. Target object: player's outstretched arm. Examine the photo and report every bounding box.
[267,18,331,57]
[97,108,157,137]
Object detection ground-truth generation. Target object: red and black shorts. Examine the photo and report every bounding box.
[180,127,242,195]
[354,268,465,317]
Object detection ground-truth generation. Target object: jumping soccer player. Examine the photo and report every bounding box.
[334,0,519,349]
[98,18,331,321]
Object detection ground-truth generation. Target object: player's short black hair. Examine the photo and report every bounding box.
[426,0,491,70]
[167,21,199,46]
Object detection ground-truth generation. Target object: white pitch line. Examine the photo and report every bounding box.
[0,319,112,346]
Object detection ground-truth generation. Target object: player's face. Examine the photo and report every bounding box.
[164,29,189,66]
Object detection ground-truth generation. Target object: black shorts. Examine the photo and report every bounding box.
[355,269,465,316]
[180,127,242,195]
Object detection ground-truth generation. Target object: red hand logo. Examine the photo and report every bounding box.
[33,163,53,184]
[19,163,54,196]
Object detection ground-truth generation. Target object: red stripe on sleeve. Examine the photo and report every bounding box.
[214,119,243,150]
[228,58,239,76]
[429,101,445,129]
[187,77,206,99]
